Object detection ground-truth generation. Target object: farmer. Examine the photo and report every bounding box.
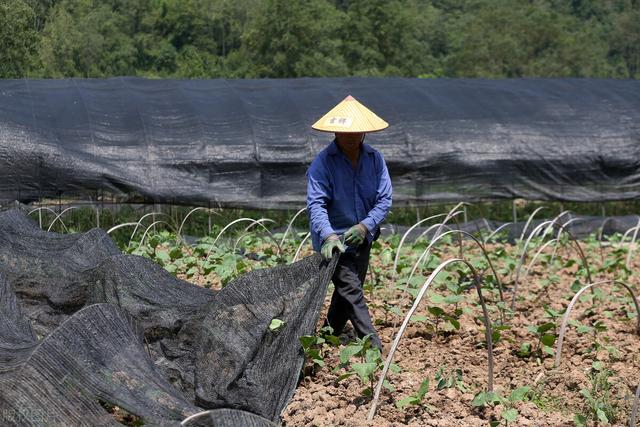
[306,95,392,352]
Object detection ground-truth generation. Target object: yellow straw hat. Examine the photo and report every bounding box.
[311,95,389,133]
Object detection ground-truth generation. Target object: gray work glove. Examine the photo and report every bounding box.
[321,234,345,259]
[344,223,368,246]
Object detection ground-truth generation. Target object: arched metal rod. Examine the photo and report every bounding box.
[434,202,470,242]
[106,222,139,235]
[292,232,311,262]
[511,219,592,312]
[40,206,75,233]
[540,210,572,239]
[207,217,280,259]
[623,218,640,269]
[597,217,614,243]
[554,280,640,368]
[521,238,557,289]
[391,212,449,277]
[242,218,282,258]
[415,222,455,248]
[279,207,307,249]
[212,218,264,246]
[28,206,58,216]
[406,225,462,288]
[407,229,504,304]
[482,218,493,234]
[597,217,615,263]
[232,221,283,260]
[483,222,513,244]
[519,206,547,242]
[243,218,276,233]
[139,220,176,247]
[128,212,171,246]
[620,224,640,246]
[177,207,220,245]
[180,410,215,426]
[548,217,584,268]
[27,206,61,230]
[367,258,494,421]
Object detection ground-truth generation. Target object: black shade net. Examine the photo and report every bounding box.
[0,77,638,207]
[0,209,338,426]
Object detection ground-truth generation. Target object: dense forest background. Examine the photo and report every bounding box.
[1,0,639,79]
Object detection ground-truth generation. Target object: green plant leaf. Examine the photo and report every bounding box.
[573,414,587,427]
[446,317,461,330]
[471,392,487,407]
[351,362,377,383]
[517,342,531,357]
[509,386,530,403]
[501,408,518,423]
[339,344,363,364]
[540,334,556,347]
[269,318,285,332]
[537,322,555,334]
[444,295,464,304]
[416,378,430,399]
[389,363,402,374]
[430,294,445,304]
[596,408,608,423]
[337,372,355,382]
[365,348,381,364]
[299,335,316,349]
[428,306,445,317]
[396,396,417,409]
[169,246,183,260]
[155,250,170,264]
[186,266,198,277]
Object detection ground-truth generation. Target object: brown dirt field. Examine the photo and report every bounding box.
[279,241,640,427]
[184,239,640,426]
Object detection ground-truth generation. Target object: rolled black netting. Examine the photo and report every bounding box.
[181,409,277,427]
[1,78,638,206]
[0,209,338,425]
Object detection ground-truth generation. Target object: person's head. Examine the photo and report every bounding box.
[335,132,365,151]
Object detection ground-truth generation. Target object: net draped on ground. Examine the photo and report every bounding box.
[0,77,639,207]
[0,209,338,426]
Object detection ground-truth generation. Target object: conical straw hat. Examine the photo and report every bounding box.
[311,95,388,133]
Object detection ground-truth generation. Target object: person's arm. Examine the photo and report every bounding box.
[306,159,335,244]
[360,152,392,239]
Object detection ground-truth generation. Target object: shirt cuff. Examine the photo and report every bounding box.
[361,217,377,237]
[320,226,336,243]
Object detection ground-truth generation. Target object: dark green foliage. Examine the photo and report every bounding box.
[0,0,639,79]
[0,0,38,78]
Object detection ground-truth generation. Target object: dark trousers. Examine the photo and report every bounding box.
[327,243,382,350]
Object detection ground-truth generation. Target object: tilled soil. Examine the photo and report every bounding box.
[275,241,640,427]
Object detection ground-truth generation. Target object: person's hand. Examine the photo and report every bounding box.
[321,234,345,259]
[344,223,367,246]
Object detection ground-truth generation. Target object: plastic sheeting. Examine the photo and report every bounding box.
[0,77,638,207]
[0,209,338,426]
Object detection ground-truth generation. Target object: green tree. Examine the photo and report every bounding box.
[444,0,615,78]
[340,0,442,76]
[0,0,38,78]
[243,0,348,77]
[609,9,640,78]
[36,0,139,77]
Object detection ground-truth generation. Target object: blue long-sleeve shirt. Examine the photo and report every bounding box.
[306,140,393,252]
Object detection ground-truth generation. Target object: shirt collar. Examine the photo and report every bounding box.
[328,139,374,156]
